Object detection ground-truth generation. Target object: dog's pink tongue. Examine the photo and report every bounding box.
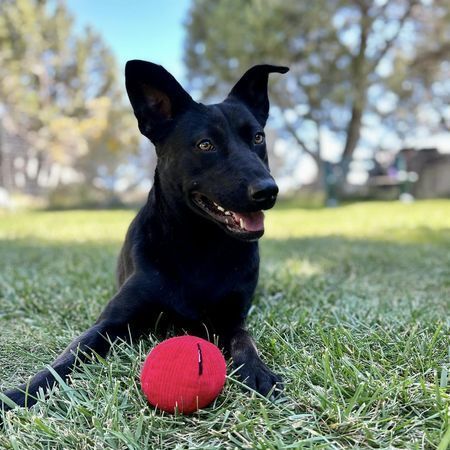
[234,211,265,232]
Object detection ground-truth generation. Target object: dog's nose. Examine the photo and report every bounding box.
[248,179,279,203]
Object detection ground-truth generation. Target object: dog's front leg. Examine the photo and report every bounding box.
[1,321,122,411]
[224,327,283,397]
[1,274,162,412]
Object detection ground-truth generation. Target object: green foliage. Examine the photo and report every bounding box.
[0,0,139,195]
[1,200,450,448]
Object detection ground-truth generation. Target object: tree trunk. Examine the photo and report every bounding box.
[342,105,363,160]
[341,3,370,163]
[313,157,326,192]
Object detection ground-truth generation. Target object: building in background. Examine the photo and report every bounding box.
[367,148,450,200]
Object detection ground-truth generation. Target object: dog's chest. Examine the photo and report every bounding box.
[188,258,256,298]
[173,244,259,320]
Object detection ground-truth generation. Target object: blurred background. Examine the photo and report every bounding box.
[0,0,449,209]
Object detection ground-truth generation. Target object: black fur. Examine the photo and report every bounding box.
[1,60,289,413]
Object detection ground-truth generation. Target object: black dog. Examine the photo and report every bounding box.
[1,60,288,412]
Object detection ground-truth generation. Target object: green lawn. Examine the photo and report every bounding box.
[1,200,450,449]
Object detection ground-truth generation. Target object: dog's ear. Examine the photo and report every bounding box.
[227,65,289,126]
[125,60,194,142]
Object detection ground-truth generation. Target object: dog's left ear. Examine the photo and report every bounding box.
[226,64,289,126]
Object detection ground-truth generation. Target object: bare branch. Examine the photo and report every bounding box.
[271,89,321,161]
[411,42,450,68]
[282,117,320,161]
[370,1,417,72]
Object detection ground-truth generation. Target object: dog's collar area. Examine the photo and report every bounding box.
[190,192,265,240]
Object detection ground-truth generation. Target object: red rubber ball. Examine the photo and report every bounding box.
[140,336,227,414]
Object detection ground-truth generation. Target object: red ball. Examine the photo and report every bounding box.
[140,335,227,414]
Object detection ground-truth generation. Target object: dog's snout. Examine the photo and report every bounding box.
[248,179,279,204]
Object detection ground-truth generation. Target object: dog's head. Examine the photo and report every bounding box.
[125,60,288,241]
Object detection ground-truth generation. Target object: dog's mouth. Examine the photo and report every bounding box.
[190,193,265,240]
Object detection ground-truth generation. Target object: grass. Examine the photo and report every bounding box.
[0,200,449,449]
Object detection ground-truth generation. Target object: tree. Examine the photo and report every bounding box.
[184,0,450,190]
[0,0,138,197]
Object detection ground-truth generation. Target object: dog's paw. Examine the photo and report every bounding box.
[1,388,26,412]
[234,357,283,398]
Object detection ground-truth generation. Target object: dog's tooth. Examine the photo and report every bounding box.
[239,218,244,229]
[224,211,231,215]
[217,205,225,212]
[225,218,229,224]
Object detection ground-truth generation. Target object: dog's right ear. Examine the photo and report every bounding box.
[125,60,194,142]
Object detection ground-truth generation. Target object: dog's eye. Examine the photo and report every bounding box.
[254,133,265,145]
[197,139,215,152]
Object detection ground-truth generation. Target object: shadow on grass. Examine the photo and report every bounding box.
[262,224,449,268]
[1,229,447,293]
[1,231,447,321]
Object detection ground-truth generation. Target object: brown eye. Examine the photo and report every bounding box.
[254,133,265,145]
[197,139,215,152]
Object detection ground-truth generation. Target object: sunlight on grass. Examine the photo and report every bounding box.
[265,200,450,244]
[0,210,134,243]
[264,258,323,278]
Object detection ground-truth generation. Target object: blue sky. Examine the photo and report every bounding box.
[66,0,190,81]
